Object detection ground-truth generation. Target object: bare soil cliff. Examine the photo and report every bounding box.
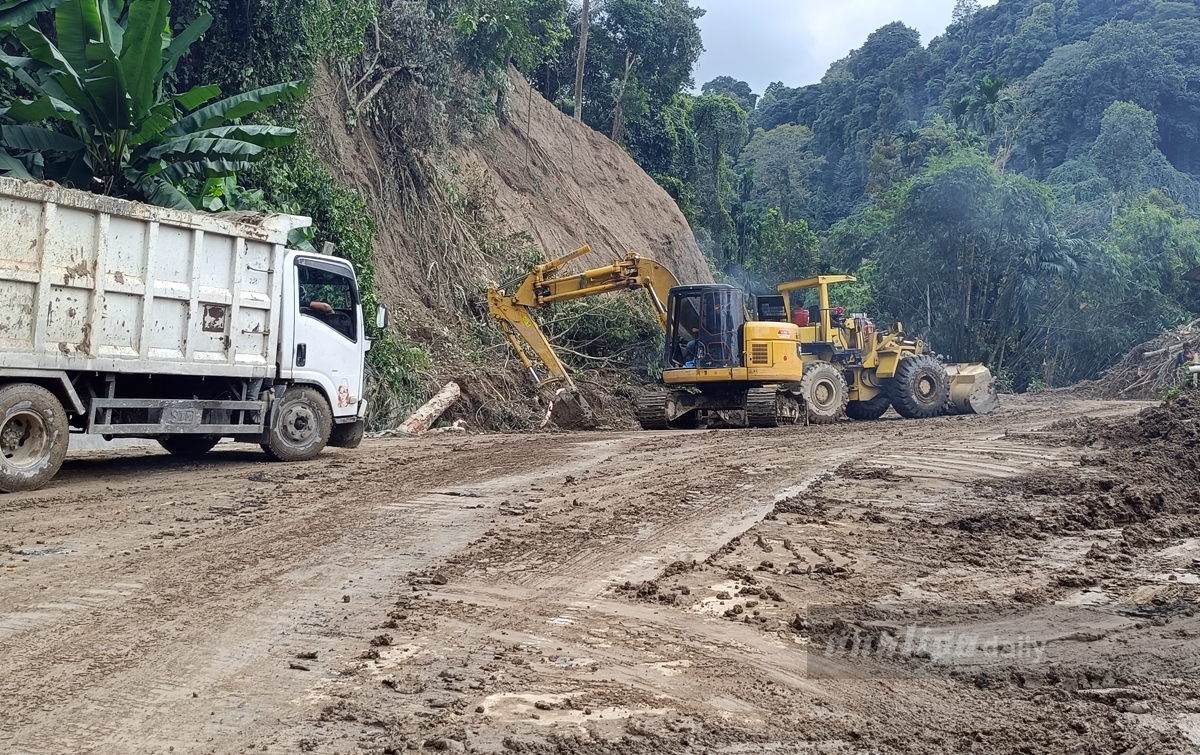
[459,71,711,283]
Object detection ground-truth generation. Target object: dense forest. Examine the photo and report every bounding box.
[2,0,1199,398]
[532,0,1200,391]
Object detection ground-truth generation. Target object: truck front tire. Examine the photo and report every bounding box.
[262,386,332,462]
[329,420,365,449]
[0,383,69,493]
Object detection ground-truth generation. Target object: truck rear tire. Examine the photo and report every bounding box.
[888,355,950,419]
[158,436,220,458]
[262,386,333,462]
[0,383,69,493]
[329,420,365,449]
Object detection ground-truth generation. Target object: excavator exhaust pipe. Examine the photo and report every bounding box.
[944,364,1000,415]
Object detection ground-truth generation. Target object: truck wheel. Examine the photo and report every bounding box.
[846,394,891,421]
[158,436,219,458]
[0,383,69,493]
[329,420,365,449]
[888,355,950,419]
[262,386,332,462]
[799,361,848,425]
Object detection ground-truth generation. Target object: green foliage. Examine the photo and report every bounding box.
[1091,101,1159,194]
[739,124,822,224]
[540,293,664,374]
[455,0,568,73]
[0,0,302,207]
[701,76,754,111]
[743,208,818,290]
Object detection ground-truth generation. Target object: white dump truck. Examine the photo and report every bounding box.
[0,177,387,492]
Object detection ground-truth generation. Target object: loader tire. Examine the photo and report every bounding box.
[262,386,332,462]
[0,383,68,493]
[798,361,849,425]
[746,388,802,428]
[158,436,219,457]
[845,394,891,421]
[636,391,671,430]
[888,355,950,420]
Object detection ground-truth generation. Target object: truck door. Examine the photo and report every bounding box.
[291,257,365,419]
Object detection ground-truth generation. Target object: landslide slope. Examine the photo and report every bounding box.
[305,66,709,319]
[459,70,711,284]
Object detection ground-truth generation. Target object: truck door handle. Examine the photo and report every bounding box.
[296,343,307,367]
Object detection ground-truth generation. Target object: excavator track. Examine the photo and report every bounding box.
[746,388,800,428]
[636,391,672,430]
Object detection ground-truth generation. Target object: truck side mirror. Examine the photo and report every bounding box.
[376,305,390,331]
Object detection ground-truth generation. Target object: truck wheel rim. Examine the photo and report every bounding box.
[281,404,317,444]
[1,411,50,470]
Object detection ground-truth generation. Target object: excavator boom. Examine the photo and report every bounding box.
[488,246,680,424]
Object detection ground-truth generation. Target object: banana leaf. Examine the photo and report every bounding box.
[2,94,80,121]
[191,124,296,148]
[0,0,68,29]
[119,0,168,115]
[141,135,264,164]
[54,0,104,75]
[165,81,306,136]
[1,123,85,152]
[156,13,211,84]
[0,147,34,178]
[130,85,221,145]
[159,157,254,182]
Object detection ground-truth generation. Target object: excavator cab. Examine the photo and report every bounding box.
[664,285,744,369]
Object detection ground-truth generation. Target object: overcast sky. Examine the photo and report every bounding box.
[692,0,995,93]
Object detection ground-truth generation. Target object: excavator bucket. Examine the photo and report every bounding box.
[945,364,1000,415]
[543,388,596,430]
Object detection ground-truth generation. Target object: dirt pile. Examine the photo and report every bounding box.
[459,71,711,284]
[1075,320,1200,399]
[973,397,1200,544]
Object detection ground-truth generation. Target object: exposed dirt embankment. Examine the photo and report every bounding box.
[305,65,709,318]
[459,70,711,284]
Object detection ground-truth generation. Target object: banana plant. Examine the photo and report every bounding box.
[0,0,304,209]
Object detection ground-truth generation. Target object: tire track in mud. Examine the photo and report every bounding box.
[0,436,579,754]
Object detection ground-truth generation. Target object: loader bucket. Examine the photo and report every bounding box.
[945,364,1000,415]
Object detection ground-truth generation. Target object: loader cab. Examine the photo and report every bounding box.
[664,284,746,369]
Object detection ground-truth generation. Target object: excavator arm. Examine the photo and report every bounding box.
[488,245,680,423]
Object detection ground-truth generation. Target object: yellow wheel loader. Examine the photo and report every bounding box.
[772,274,999,421]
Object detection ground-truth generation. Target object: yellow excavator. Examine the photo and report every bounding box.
[487,245,679,425]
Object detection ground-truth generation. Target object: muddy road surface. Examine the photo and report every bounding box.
[3,395,1199,754]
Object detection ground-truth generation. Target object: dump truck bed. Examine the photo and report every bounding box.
[0,177,310,379]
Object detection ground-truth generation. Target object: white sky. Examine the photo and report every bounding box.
[692,0,998,93]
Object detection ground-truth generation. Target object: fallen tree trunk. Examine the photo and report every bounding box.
[400,382,461,436]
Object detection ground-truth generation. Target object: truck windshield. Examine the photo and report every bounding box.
[297,259,358,342]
